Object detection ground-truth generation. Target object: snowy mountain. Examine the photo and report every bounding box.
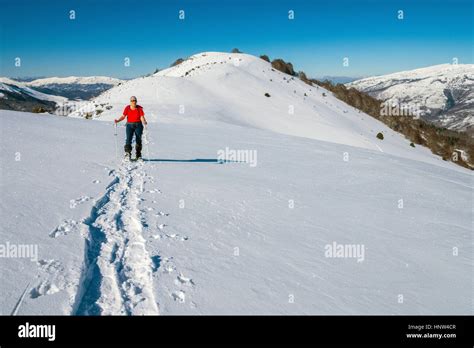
[0,76,122,112]
[1,52,471,316]
[346,64,474,132]
[26,76,123,100]
[71,52,454,168]
[0,77,67,112]
[27,76,122,86]
[316,75,362,84]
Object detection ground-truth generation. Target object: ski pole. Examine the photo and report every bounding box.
[114,122,118,163]
[144,125,151,160]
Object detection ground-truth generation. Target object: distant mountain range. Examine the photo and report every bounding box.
[0,77,68,112]
[0,76,122,112]
[347,64,474,132]
[26,76,123,99]
[316,76,362,84]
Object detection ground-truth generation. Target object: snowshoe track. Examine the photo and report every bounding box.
[74,160,159,315]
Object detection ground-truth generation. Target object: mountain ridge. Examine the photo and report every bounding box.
[69,51,465,170]
[347,63,474,132]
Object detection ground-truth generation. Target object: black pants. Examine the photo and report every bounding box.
[125,122,143,154]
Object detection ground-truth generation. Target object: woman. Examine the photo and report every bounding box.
[115,96,148,161]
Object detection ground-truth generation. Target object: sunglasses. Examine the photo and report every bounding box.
[130,100,137,102]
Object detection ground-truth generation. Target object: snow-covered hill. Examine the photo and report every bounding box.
[346,64,474,131]
[0,110,471,315]
[71,52,456,169]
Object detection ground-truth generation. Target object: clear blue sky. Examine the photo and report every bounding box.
[0,0,472,78]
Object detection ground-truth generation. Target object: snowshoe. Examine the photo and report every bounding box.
[124,144,132,162]
[135,144,142,161]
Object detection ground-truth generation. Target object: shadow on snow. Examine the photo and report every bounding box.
[143,158,241,164]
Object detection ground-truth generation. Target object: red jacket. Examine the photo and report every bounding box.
[123,105,144,123]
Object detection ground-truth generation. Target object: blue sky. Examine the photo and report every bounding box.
[0,0,472,78]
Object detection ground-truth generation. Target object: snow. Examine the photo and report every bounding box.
[347,63,474,130]
[75,159,159,315]
[0,110,471,315]
[0,75,122,105]
[439,114,474,131]
[19,86,68,103]
[0,82,20,94]
[0,77,21,85]
[0,52,471,315]
[347,63,473,107]
[0,78,68,103]
[26,76,123,87]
